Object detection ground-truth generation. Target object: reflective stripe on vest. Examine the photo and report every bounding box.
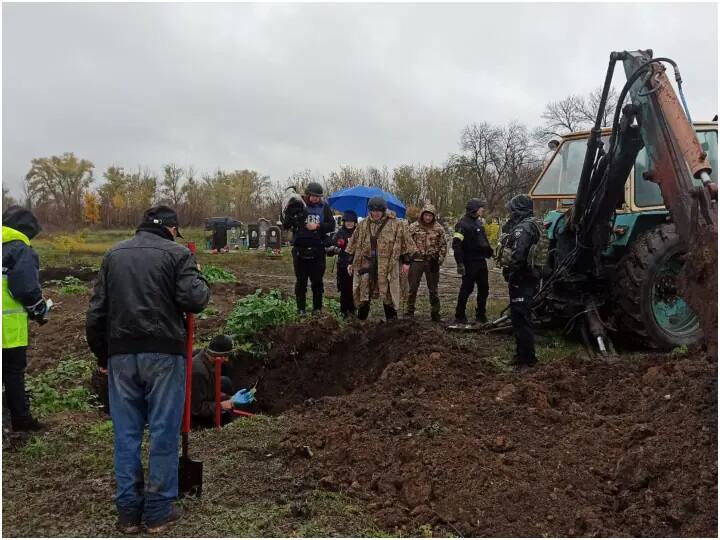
[2,227,30,348]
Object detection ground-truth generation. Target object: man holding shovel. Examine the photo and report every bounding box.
[86,206,209,534]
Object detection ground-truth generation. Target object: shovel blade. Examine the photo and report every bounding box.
[178,456,203,498]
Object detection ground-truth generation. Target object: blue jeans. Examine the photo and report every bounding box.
[108,352,185,525]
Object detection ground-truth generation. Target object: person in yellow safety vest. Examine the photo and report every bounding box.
[2,205,50,432]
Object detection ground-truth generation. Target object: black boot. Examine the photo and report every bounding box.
[357,302,370,320]
[11,416,44,432]
[431,311,442,322]
[383,304,397,321]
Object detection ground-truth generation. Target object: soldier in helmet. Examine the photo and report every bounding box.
[346,196,417,321]
[499,194,542,368]
[452,198,494,324]
[281,182,336,315]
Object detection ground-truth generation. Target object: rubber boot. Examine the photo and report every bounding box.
[383,304,397,321]
[11,416,44,432]
[357,302,370,320]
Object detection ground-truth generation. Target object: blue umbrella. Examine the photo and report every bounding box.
[327,186,406,218]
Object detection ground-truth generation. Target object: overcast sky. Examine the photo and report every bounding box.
[3,2,717,197]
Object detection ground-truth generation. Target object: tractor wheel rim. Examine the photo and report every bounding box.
[651,253,699,338]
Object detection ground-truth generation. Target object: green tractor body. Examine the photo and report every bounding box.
[530,122,717,349]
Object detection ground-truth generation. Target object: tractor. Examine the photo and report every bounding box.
[527,50,717,355]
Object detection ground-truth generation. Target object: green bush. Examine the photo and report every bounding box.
[224,290,343,354]
[47,276,87,295]
[202,265,237,284]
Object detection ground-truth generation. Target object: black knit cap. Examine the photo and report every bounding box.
[207,334,234,355]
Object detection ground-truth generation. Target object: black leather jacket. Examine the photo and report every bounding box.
[86,226,210,367]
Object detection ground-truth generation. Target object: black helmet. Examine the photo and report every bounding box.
[207,334,234,355]
[305,182,324,196]
[2,205,42,239]
[465,198,485,214]
[367,196,387,212]
[506,194,533,216]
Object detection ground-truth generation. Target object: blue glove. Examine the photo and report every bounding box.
[232,388,256,406]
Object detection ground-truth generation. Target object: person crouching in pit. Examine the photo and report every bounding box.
[191,334,235,428]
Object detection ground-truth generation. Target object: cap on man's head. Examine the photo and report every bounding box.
[142,206,183,238]
[466,198,485,213]
[207,334,234,356]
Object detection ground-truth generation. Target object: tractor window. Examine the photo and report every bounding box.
[635,130,718,207]
[532,137,609,196]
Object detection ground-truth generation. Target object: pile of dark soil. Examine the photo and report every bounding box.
[261,320,717,537]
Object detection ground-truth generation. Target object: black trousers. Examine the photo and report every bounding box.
[336,265,355,315]
[509,278,539,363]
[2,346,30,419]
[292,247,326,311]
[455,260,489,320]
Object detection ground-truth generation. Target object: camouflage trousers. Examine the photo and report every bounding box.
[406,259,440,316]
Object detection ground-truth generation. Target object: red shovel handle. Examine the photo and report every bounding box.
[182,242,197,436]
[214,357,222,430]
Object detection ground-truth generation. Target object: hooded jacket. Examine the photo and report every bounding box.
[2,206,43,308]
[86,224,210,367]
[408,204,447,263]
[502,195,539,282]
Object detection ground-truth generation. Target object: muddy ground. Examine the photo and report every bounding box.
[5,257,718,537]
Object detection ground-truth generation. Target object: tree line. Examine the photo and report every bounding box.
[5,88,617,229]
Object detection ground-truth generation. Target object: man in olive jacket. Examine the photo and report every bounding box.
[86,206,210,534]
[191,335,235,428]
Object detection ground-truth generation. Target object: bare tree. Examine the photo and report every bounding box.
[540,96,584,138]
[577,86,619,127]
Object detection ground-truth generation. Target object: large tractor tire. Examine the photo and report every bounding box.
[614,223,702,350]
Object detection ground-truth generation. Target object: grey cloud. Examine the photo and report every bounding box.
[3,2,717,197]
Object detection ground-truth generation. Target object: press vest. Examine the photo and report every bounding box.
[2,226,30,349]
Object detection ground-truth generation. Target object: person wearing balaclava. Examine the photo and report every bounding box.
[86,205,210,534]
[501,194,541,369]
[2,205,49,433]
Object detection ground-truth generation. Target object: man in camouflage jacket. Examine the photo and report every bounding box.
[346,197,417,321]
[405,203,447,321]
